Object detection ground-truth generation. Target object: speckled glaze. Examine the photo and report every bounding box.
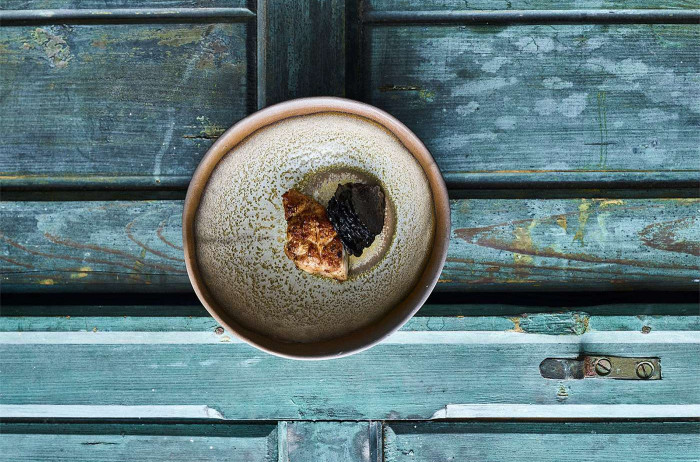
[183,98,450,359]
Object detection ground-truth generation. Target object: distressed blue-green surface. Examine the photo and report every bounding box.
[1,328,698,419]
[384,422,700,462]
[368,0,698,10]
[3,311,698,333]
[2,199,698,291]
[0,23,249,189]
[367,24,700,186]
[0,423,277,462]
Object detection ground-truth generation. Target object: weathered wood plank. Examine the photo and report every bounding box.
[0,23,249,189]
[0,422,277,462]
[2,311,698,334]
[366,24,700,187]
[383,422,700,462]
[0,8,256,26]
[1,199,698,292]
[1,330,698,419]
[367,0,700,11]
[283,422,370,462]
[0,1,244,8]
[258,0,346,108]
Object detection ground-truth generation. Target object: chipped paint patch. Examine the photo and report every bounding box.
[556,215,568,232]
[573,200,591,245]
[512,222,536,265]
[456,101,479,115]
[195,116,225,138]
[39,279,55,285]
[32,28,72,69]
[70,266,91,279]
[557,384,569,401]
[599,199,624,208]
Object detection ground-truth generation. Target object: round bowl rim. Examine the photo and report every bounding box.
[183,96,451,360]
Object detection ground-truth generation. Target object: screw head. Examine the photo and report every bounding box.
[595,358,612,376]
[214,327,224,335]
[636,361,654,379]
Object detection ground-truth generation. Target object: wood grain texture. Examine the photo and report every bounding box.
[366,24,700,187]
[367,0,700,11]
[0,423,277,462]
[1,330,698,419]
[383,422,700,462]
[0,23,249,189]
[1,199,698,291]
[258,0,346,107]
[0,0,245,8]
[283,422,370,462]
[3,312,698,333]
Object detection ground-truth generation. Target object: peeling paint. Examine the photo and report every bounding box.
[39,278,55,285]
[32,28,72,69]
[598,199,624,208]
[556,215,568,232]
[573,200,591,245]
[195,116,225,138]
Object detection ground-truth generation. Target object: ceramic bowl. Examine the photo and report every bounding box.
[183,97,450,359]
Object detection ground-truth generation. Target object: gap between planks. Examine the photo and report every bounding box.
[363,9,700,25]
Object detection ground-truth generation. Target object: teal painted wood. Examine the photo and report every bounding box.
[1,330,698,419]
[2,311,698,333]
[2,199,698,292]
[383,422,700,462]
[258,0,346,108]
[368,0,699,10]
[367,24,700,187]
[3,22,698,189]
[0,422,277,462]
[283,422,370,462]
[1,1,245,8]
[0,23,249,189]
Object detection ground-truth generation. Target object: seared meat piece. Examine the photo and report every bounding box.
[282,189,348,281]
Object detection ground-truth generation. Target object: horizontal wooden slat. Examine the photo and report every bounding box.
[366,24,700,187]
[363,10,700,25]
[0,8,256,26]
[1,199,698,292]
[1,329,698,420]
[0,1,245,8]
[383,422,700,462]
[2,311,698,333]
[367,0,699,11]
[0,23,249,189]
[0,423,277,462]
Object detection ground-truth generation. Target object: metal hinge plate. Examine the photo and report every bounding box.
[540,355,661,380]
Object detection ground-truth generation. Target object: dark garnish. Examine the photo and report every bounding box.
[327,183,386,257]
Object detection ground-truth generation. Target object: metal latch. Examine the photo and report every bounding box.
[540,355,660,380]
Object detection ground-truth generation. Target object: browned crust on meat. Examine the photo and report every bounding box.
[282,190,348,281]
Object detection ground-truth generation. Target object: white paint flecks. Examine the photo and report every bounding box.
[542,77,573,90]
[515,36,555,54]
[495,116,517,130]
[560,93,588,118]
[535,93,588,118]
[481,57,509,73]
[456,101,479,116]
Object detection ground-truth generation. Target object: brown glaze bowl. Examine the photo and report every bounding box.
[183,97,450,359]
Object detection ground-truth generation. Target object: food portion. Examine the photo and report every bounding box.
[282,189,348,281]
[282,182,386,280]
[327,183,386,257]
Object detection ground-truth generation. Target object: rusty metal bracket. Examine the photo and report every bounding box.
[540,355,661,380]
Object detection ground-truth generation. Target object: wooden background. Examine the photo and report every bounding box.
[1,0,699,460]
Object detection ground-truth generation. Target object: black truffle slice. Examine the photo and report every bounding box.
[327,183,386,257]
